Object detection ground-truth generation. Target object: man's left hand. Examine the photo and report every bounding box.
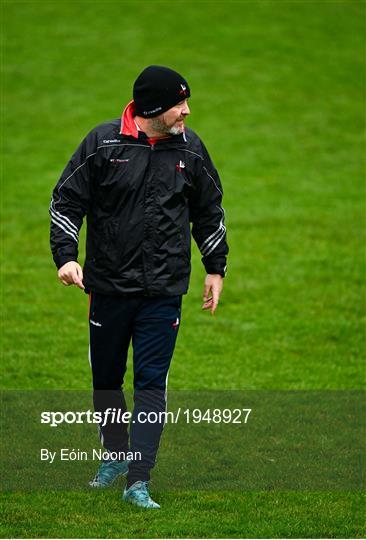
[202,274,223,315]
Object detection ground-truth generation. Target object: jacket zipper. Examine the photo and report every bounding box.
[141,144,155,295]
[141,141,185,295]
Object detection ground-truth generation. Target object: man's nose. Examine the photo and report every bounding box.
[182,103,190,116]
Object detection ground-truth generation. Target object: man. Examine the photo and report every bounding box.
[49,65,228,509]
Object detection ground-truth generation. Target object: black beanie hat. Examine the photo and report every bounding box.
[133,65,190,118]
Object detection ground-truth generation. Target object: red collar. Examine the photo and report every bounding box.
[120,100,139,138]
[119,100,173,145]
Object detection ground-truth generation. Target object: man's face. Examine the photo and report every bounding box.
[151,99,190,136]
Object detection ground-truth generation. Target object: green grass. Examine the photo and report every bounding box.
[1,0,365,537]
[0,491,364,538]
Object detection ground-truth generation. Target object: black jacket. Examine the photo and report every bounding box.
[50,118,228,296]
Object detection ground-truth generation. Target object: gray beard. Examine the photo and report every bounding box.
[150,117,183,136]
[168,125,184,135]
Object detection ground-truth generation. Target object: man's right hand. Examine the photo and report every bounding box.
[58,261,85,290]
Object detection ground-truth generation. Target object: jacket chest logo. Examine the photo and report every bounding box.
[175,160,185,172]
[110,158,129,163]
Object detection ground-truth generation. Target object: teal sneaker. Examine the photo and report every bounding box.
[123,481,160,509]
[89,459,130,487]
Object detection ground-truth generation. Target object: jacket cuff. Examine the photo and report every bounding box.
[54,254,78,270]
[204,262,227,277]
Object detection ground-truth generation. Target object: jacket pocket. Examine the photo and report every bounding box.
[94,218,120,267]
[176,228,191,278]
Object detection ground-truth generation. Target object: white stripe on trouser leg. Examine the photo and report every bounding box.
[88,344,104,446]
[98,424,104,446]
[163,370,170,428]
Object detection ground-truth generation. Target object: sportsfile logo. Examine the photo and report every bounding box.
[40,407,252,427]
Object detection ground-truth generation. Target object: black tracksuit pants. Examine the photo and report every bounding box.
[89,292,182,485]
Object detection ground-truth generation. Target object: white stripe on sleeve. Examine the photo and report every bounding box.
[51,216,79,243]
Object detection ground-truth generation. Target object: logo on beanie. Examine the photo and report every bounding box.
[143,106,163,116]
[179,84,188,96]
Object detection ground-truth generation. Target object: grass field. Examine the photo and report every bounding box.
[1,0,365,538]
